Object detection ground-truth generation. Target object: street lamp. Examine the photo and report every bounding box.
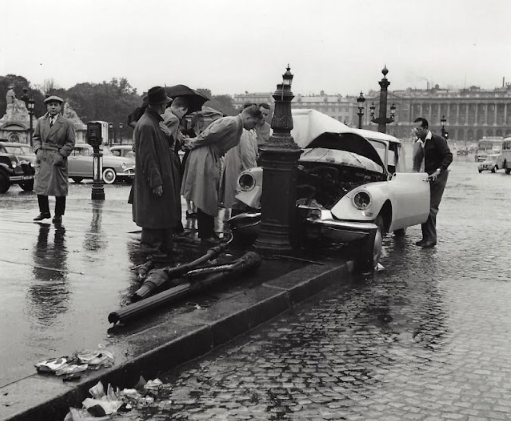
[356,92,366,129]
[440,115,448,139]
[27,98,35,147]
[108,123,114,146]
[370,66,395,133]
[255,65,302,252]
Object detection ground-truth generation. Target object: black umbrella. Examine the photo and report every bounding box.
[165,85,210,114]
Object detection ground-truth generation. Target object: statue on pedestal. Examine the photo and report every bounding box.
[2,84,29,122]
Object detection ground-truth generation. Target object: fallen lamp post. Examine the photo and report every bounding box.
[108,251,262,325]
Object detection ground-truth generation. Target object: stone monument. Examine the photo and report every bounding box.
[0,85,32,143]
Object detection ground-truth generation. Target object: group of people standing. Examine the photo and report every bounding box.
[131,86,266,256]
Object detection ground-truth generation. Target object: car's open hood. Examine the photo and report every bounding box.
[290,109,386,170]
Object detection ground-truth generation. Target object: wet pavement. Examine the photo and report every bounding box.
[134,152,511,420]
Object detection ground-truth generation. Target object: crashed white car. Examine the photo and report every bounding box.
[229,109,430,271]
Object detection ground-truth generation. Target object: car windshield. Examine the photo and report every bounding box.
[3,145,34,155]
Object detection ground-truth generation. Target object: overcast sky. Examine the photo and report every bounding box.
[1,0,510,96]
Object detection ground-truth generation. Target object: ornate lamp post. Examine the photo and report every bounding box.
[370,66,396,133]
[440,115,448,139]
[356,92,366,129]
[86,122,105,201]
[27,98,35,147]
[255,65,302,252]
[108,122,114,146]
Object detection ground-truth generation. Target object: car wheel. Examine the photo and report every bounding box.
[491,166,497,173]
[506,168,511,175]
[357,215,383,272]
[0,171,9,193]
[478,169,482,173]
[72,177,83,183]
[19,180,34,192]
[102,168,116,184]
[393,227,406,237]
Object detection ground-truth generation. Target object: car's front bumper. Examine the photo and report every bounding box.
[228,211,377,244]
[119,168,135,179]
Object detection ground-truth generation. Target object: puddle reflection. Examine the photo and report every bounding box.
[28,224,69,327]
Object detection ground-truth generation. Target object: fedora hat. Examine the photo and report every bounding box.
[44,95,64,104]
[147,86,172,105]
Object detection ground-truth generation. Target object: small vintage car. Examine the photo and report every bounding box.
[478,154,504,173]
[229,109,430,271]
[0,141,36,193]
[68,144,135,184]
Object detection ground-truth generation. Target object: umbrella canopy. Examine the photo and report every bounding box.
[165,85,210,114]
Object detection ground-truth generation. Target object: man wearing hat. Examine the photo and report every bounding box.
[132,86,182,256]
[33,95,76,223]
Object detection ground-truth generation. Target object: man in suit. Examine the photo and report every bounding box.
[413,117,453,248]
[33,96,76,224]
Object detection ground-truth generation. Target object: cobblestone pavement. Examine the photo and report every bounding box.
[139,156,510,420]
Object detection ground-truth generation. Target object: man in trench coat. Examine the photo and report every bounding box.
[181,105,263,244]
[132,86,182,256]
[33,95,76,224]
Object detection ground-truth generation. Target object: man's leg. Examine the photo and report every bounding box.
[55,196,66,216]
[197,208,215,239]
[34,195,51,220]
[422,170,449,245]
[140,228,163,253]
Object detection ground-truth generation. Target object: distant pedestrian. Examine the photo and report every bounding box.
[413,117,453,248]
[132,86,181,256]
[33,95,76,224]
[181,105,263,245]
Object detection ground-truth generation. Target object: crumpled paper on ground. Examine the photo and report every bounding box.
[63,377,170,420]
[35,348,114,377]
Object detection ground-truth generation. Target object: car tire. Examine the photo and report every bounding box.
[0,171,9,194]
[506,168,511,175]
[491,166,497,173]
[102,168,116,184]
[72,177,83,183]
[19,180,34,192]
[393,227,406,237]
[478,169,482,173]
[356,215,383,272]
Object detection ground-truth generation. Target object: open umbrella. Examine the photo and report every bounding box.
[164,85,210,114]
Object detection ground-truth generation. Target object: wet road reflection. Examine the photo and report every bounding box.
[28,224,69,328]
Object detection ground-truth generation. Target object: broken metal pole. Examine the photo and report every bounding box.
[108,252,261,325]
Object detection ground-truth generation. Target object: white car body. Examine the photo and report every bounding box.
[231,109,430,270]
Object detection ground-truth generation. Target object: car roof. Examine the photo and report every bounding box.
[0,141,32,147]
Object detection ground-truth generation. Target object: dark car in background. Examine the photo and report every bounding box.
[0,142,36,193]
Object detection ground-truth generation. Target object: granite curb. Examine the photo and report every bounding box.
[0,259,354,421]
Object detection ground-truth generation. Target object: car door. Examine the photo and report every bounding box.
[69,146,92,177]
[388,172,430,231]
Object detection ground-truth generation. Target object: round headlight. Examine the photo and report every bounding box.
[11,161,17,168]
[353,190,372,210]
[121,162,127,170]
[238,173,256,192]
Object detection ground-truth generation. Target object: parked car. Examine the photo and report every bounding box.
[68,144,135,184]
[478,154,505,173]
[0,141,36,193]
[229,109,430,271]
[110,145,135,160]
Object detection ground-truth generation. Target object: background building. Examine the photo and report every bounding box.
[234,82,511,146]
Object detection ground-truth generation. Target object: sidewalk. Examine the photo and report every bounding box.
[0,184,354,421]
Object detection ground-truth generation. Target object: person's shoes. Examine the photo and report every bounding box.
[421,241,437,249]
[200,237,221,246]
[34,213,51,221]
[415,239,427,246]
[52,215,62,224]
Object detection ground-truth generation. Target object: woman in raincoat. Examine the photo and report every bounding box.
[33,96,76,224]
